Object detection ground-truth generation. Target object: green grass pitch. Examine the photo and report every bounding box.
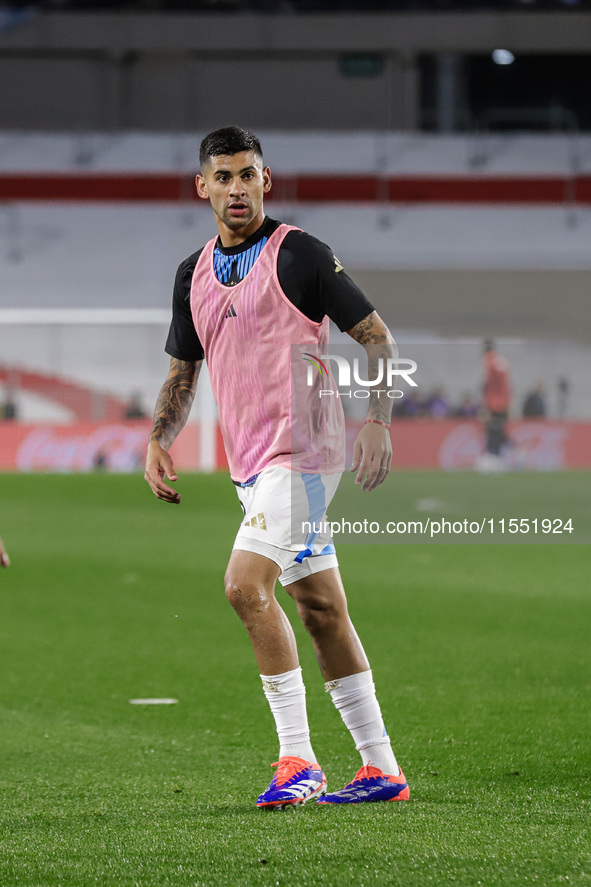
[0,471,589,887]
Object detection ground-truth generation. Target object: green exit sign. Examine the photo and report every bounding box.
[339,53,385,78]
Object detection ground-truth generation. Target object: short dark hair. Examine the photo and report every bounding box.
[199,126,263,170]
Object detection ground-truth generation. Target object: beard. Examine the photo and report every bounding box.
[223,213,252,230]
[215,199,258,231]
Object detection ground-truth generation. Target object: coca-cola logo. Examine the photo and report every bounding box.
[439,422,568,471]
[439,424,483,470]
[17,425,147,472]
[508,423,568,471]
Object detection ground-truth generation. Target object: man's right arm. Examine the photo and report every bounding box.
[144,357,202,504]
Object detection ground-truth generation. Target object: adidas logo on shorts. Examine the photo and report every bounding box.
[244,512,267,530]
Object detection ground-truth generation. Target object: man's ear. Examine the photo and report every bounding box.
[195,174,209,200]
[262,166,272,194]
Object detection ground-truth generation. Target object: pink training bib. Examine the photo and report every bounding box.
[190,224,345,482]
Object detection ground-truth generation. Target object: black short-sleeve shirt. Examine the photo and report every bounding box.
[165,216,374,362]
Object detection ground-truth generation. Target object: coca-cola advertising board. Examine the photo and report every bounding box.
[0,419,589,472]
[0,422,200,472]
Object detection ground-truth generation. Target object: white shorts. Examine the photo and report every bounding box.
[232,464,341,587]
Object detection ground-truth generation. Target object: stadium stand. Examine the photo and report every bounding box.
[1,5,589,466]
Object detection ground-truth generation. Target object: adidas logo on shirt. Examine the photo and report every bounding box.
[225,304,237,319]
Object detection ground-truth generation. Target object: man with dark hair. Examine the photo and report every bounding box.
[145,126,409,808]
[199,125,263,170]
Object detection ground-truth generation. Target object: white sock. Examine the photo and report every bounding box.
[260,666,317,763]
[326,670,400,776]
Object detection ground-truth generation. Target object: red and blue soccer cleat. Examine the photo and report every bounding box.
[318,764,409,804]
[256,756,327,809]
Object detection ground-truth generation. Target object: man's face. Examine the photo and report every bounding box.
[196,150,271,234]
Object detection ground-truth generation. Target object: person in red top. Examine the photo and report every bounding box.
[483,338,512,457]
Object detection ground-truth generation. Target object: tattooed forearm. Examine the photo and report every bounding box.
[150,358,201,449]
[347,311,395,347]
[347,311,399,424]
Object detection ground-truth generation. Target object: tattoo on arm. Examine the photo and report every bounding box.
[348,311,394,347]
[347,311,399,424]
[150,358,201,449]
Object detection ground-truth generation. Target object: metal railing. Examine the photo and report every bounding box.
[469,107,581,228]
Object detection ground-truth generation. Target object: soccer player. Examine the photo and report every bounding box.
[144,127,409,807]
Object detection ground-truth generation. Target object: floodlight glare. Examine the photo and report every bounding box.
[492,49,515,65]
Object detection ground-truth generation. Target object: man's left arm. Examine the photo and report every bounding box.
[347,310,398,492]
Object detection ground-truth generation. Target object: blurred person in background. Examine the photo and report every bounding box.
[124,391,147,420]
[557,376,570,418]
[426,386,449,419]
[453,391,479,418]
[1,388,19,421]
[476,338,512,472]
[395,388,425,418]
[522,383,546,418]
